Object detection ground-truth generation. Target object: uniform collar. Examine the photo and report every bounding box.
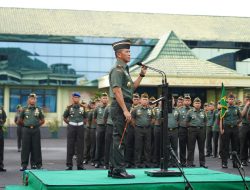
[116,59,127,69]
[28,105,36,108]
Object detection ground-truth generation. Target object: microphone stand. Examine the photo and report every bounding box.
[233,157,249,190]
[142,63,181,177]
[168,146,194,190]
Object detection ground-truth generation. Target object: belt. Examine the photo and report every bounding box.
[113,98,132,104]
[136,125,150,128]
[24,126,36,129]
[225,125,237,128]
[168,127,178,131]
[190,126,203,129]
[69,121,84,126]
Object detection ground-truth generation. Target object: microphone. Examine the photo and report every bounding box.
[149,97,165,105]
[168,146,181,164]
[136,62,145,67]
[232,151,243,169]
[136,62,164,75]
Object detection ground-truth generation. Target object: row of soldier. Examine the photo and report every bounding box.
[0,91,249,172]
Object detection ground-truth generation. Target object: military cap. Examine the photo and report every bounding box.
[133,93,140,98]
[81,100,87,104]
[244,94,250,99]
[89,99,95,104]
[16,104,22,109]
[149,96,156,101]
[178,96,184,100]
[72,92,81,97]
[193,97,201,102]
[101,92,108,97]
[94,98,101,102]
[141,92,149,99]
[204,102,208,106]
[112,40,131,51]
[184,95,191,99]
[208,101,215,106]
[228,93,235,99]
[29,93,37,98]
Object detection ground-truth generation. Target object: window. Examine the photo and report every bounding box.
[0,88,3,106]
[9,88,57,112]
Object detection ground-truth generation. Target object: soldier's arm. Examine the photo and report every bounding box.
[103,107,108,125]
[63,107,70,124]
[131,109,136,127]
[18,109,25,126]
[39,109,45,126]
[219,110,224,134]
[88,112,92,127]
[151,110,155,125]
[113,87,131,121]
[186,111,191,127]
[204,111,208,126]
[93,108,98,124]
[241,101,250,117]
[1,109,7,124]
[237,107,242,125]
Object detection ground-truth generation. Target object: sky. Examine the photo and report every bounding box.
[0,0,249,17]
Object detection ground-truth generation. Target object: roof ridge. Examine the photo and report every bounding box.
[1,7,249,19]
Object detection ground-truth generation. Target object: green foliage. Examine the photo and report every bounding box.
[47,119,59,133]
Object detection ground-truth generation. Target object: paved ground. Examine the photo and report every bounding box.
[0,139,249,189]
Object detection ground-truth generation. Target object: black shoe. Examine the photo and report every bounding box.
[0,167,6,172]
[222,163,228,168]
[205,154,211,157]
[103,165,109,170]
[233,163,238,168]
[77,166,85,170]
[108,169,113,177]
[65,166,72,170]
[242,161,248,166]
[83,160,88,164]
[145,164,151,168]
[94,163,99,168]
[112,171,135,179]
[200,164,208,168]
[181,163,187,167]
[136,164,143,168]
[31,165,37,169]
[91,162,95,166]
[212,155,217,158]
[187,164,196,168]
[20,166,27,171]
[126,163,132,168]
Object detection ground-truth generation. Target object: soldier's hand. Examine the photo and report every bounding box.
[123,110,132,122]
[220,129,224,135]
[140,65,147,75]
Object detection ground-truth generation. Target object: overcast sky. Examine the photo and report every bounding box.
[0,0,249,17]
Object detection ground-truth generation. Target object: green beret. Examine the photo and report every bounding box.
[29,93,37,98]
[184,95,191,99]
[101,92,108,97]
[193,97,201,102]
[149,96,156,101]
[178,96,184,100]
[141,92,149,99]
[133,93,140,98]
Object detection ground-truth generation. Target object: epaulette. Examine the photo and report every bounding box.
[67,104,73,109]
[115,65,124,72]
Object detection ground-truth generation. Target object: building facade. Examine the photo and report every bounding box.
[0,8,250,137]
